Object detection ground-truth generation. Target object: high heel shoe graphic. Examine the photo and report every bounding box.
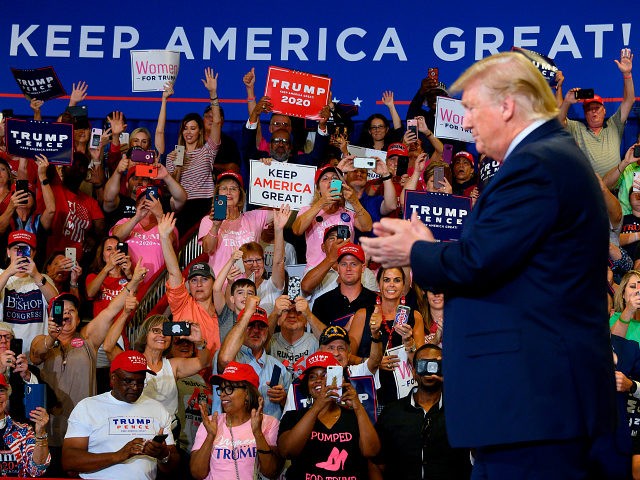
[315,447,348,471]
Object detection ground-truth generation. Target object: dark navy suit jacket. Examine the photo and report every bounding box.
[411,118,616,447]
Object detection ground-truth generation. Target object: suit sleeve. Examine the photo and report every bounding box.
[411,155,559,289]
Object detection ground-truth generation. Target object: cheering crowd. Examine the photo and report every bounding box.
[0,47,637,480]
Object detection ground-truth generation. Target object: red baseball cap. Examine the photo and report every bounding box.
[337,242,365,263]
[387,142,409,157]
[8,230,36,249]
[314,165,342,186]
[210,361,259,389]
[110,350,156,375]
[300,351,341,378]
[238,306,269,326]
[583,95,604,107]
[217,171,244,189]
[453,151,475,167]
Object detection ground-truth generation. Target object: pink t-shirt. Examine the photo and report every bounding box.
[298,206,356,269]
[191,413,279,480]
[199,210,270,277]
[110,220,178,282]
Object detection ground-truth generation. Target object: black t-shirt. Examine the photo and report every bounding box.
[0,425,20,476]
[621,214,640,260]
[279,408,367,480]
[312,286,377,328]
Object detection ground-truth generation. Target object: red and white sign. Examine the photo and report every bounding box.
[265,66,331,120]
[434,97,475,143]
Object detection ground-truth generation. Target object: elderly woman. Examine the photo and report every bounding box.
[277,351,380,479]
[190,362,281,480]
[0,375,50,477]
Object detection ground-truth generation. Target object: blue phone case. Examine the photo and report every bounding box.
[24,384,46,415]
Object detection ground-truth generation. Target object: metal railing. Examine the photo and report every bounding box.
[125,227,203,344]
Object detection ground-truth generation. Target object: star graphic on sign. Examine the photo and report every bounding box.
[352,97,363,107]
[332,97,340,104]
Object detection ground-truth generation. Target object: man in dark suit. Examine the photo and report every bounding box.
[361,51,616,479]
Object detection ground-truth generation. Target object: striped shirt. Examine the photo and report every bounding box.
[166,137,220,199]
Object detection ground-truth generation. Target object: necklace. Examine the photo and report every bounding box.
[227,418,241,480]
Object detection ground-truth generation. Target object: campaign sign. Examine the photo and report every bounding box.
[387,345,416,399]
[403,191,471,241]
[512,47,558,87]
[265,66,331,120]
[249,159,315,210]
[5,119,73,165]
[434,97,475,143]
[11,66,66,101]
[130,50,180,92]
[478,156,502,192]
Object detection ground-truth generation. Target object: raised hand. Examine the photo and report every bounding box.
[69,81,88,106]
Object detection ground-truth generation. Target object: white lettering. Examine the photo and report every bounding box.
[281,28,309,61]
[373,28,407,61]
[584,24,614,58]
[247,28,272,60]
[336,27,366,62]
[548,25,582,59]
[46,25,72,57]
[10,24,39,56]
[513,26,540,48]
[165,27,193,60]
[475,27,504,60]
[113,26,139,58]
[433,27,465,61]
[79,25,105,58]
[203,27,237,60]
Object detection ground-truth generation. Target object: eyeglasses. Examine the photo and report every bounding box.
[271,138,290,144]
[0,334,11,341]
[369,125,386,131]
[218,186,240,193]
[150,327,164,335]
[216,385,246,396]
[271,121,290,128]
[243,258,264,265]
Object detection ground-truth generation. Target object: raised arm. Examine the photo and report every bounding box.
[202,68,221,145]
[158,212,182,288]
[301,239,345,296]
[616,48,635,122]
[343,184,372,232]
[35,155,55,230]
[558,86,580,126]
[381,91,402,130]
[155,82,174,156]
[155,163,187,212]
[372,157,397,215]
[213,249,243,314]
[111,203,146,241]
[416,116,443,155]
[217,295,260,371]
[399,153,427,209]
[270,204,289,291]
[29,97,43,121]
[67,81,88,107]
[169,323,211,379]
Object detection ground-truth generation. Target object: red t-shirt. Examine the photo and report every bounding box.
[85,273,129,317]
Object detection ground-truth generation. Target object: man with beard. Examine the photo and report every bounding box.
[45,152,105,263]
[373,344,471,480]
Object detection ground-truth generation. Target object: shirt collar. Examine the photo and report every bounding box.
[503,119,546,162]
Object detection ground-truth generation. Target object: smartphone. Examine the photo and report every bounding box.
[152,433,169,443]
[65,247,77,268]
[353,157,376,169]
[213,195,227,221]
[234,258,245,274]
[396,156,409,177]
[336,225,350,240]
[131,149,155,164]
[326,365,343,398]
[434,167,445,189]
[116,242,129,256]
[174,145,186,167]
[66,105,87,118]
[407,118,418,138]
[442,144,453,164]
[119,132,130,145]
[10,338,23,355]
[634,145,640,159]
[394,305,411,326]
[162,321,191,336]
[145,186,159,200]
[90,128,102,149]
[269,364,282,387]
[24,384,46,415]
[288,276,301,301]
[428,67,439,84]
[52,299,64,325]
[16,245,31,258]
[330,179,343,195]
[574,88,595,100]
[16,179,29,205]
[134,164,158,179]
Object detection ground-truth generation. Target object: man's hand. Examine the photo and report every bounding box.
[266,383,286,406]
[616,48,633,75]
[243,68,255,89]
[360,211,435,267]
[615,371,634,392]
[117,437,146,462]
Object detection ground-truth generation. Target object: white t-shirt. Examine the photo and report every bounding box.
[141,357,178,418]
[65,391,174,480]
[0,272,54,355]
[191,414,279,480]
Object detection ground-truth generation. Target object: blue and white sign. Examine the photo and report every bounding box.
[403,191,471,241]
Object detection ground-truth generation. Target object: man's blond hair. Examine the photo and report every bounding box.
[450,52,558,122]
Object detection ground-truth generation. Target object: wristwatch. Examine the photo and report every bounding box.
[631,381,638,395]
[158,452,171,464]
